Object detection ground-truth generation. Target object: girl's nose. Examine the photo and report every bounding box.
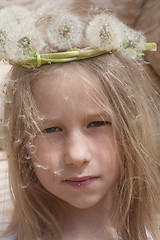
[64,131,91,167]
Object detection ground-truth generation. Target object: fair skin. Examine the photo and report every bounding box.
[32,64,121,240]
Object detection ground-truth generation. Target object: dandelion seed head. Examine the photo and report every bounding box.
[18,37,31,49]
[0,6,45,62]
[0,5,151,65]
[36,7,84,51]
[0,30,6,46]
[123,26,146,48]
[86,14,124,51]
[120,26,146,59]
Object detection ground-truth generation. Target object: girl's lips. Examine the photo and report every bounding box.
[64,176,98,188]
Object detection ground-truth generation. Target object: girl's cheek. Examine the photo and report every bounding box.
[32,137,64,175]
[32,151,65,183]
[35,132,61,144]
[34,133,63,154]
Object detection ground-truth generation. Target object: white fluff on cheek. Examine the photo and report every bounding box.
[33,162,64,180]
[33,162,50,171]
[64,95,69,101]
[53,168,64,177]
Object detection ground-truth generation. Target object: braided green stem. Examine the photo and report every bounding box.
[18,48,106,68]
[9,43,157,69]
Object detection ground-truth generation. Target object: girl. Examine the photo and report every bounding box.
[0,3,160,240]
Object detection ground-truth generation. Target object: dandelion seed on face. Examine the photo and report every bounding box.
[24,154,31,160]
[53,169,64,177]
[19,183,30,189]
[14,139,22,146]
[25,131,36,140]
[33,162,49,171]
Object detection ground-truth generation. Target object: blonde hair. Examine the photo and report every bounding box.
[1,3,160,240]
[2,52,160,240]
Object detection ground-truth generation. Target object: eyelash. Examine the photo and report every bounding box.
[43,121,111,133]
[43,127,62,133]
[88,121,111,127]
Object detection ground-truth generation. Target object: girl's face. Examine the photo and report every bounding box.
[32,65,121,209]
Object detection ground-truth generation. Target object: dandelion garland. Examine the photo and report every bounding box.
[0,5,157,69]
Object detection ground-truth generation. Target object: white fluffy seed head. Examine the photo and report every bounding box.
[0,5,149,64]
[36,7,84,51]
[123,26,146,48]
[120,25,146,59]
[0,6,45,62]
[86,13,125,51]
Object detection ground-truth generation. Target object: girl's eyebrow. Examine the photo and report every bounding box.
[87,111,111,118]
[88,112,112,123]
[40,117,60,123]
[41,111,111,123]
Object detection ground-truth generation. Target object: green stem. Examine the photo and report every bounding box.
[9,43,157,69]
[18,48,107,68]
[144,43,157,51]
[34,48,106,59]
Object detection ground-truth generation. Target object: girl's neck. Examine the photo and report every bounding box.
[60,195,119,240]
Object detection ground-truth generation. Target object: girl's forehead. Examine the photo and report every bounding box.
[34,64,101,96]
[32,64,109,115]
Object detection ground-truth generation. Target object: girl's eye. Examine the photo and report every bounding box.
[43,127,62,133]
[88,121,111,127]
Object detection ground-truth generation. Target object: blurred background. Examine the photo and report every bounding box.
[0,0,160,234]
